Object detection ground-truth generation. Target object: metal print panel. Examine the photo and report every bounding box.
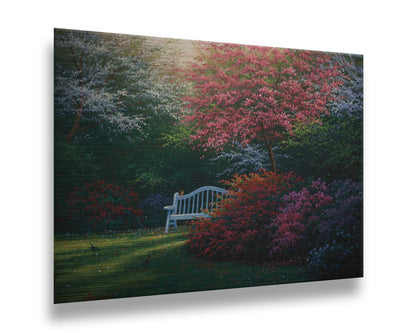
[54,28,363,303]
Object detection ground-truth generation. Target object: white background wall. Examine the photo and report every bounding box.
[1,1,416,332]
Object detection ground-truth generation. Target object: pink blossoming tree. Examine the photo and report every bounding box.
[182,43,343,172]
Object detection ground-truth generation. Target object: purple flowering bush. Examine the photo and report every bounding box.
[140,193,172,227]
[306,180,363,279]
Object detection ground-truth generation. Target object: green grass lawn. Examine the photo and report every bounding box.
[54,226,308,303]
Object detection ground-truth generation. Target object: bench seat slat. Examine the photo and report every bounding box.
[170,213,208,220]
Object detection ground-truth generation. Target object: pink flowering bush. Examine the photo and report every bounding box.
[269,180,332,263]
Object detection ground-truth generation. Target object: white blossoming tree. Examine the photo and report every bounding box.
[329,54,363,119]
[54,29,182,143]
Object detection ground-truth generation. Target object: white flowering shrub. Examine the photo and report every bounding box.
[210,142,285,178]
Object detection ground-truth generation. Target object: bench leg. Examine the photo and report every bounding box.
[165,212,171,233]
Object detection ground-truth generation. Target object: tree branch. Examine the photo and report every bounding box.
[95,65,128,92]
[78,119,106,131]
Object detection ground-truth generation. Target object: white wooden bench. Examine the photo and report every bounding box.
[164,186,228,233]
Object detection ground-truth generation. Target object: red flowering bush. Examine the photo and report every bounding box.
[186,170,302,262]
[60,180,144,234]
[187,171,338,265]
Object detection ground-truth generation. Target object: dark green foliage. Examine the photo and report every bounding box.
[54,140,101,222]
[278,54,363,182]
[280,115,363,182]
[117,124,219,196]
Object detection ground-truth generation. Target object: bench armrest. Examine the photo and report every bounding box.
[163,205,176,211]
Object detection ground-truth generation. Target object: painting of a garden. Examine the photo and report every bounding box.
[54,28,363,304]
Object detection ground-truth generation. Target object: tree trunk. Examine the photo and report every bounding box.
[66,54,83,143]
[266,140,277,173]
[260,123,277,173]
[66,111,81,143]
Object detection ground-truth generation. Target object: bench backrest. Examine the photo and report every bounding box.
[173,186,228,215]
